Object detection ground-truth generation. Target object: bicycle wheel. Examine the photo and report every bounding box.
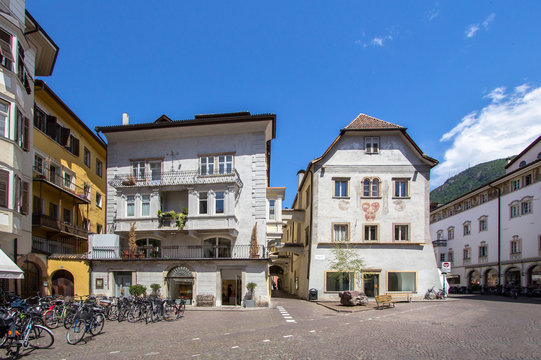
[163,304,175,322]
[106,306,118,321]
[177,303,185,319]
[43,309,60,329]
[27,325,54,349]
[66,319,87,345]
[127,308,141,323]
[89,314,104,336]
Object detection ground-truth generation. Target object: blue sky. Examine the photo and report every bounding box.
[27,1,541,206]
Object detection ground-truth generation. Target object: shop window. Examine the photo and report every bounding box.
[325,271,354,292]
[387,272,416,292]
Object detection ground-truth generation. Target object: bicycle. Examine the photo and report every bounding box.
[66,303,105,345]
[163,299,186,321]
[2,308,54,358]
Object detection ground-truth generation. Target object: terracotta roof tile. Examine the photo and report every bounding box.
[344,113,404,130]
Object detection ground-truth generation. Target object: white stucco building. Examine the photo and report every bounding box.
[0,1,58,294]
[430,134,541,289]
[275,114,442,301]
[90,112,277,306]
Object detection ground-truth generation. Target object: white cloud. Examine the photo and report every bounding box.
[428,9,439,21]
[355,32,394,48]
[432,84,541,187]
[465,13,495,38]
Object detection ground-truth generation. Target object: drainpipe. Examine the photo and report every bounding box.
[306,169,314,293]
[488,184,501,286]
[13,238,18,294]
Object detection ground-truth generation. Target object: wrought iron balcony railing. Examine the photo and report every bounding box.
[109,169,243,189]
[32,236,88,255]
[432,240,448,247]
[32,214,89,239]
[91,244,265,260]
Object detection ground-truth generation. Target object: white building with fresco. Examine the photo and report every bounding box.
[430,135,541,289]
[90,112,276,306]
[275,114,441,301]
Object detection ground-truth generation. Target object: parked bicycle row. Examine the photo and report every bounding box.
[0,291,186,358]
[448,285,541,297]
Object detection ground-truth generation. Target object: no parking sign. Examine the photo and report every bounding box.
[441,262,451,273]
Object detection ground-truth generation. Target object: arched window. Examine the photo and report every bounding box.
[362,178,380,197]
[203,237,231,258]
[136,238,161,258]
[519,160,526,167]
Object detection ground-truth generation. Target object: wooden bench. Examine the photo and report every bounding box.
[375,294,395,310]
[386,292,412,303]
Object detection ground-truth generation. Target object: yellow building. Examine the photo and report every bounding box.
[22,80,106,297]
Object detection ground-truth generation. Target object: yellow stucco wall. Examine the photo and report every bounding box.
[47,258,90,296]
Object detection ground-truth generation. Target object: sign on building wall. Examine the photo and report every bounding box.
[441,262,451,273]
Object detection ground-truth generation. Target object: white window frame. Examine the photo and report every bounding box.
[268,199,275,220]
[215,191,225,214]
[126,195,135,217]
[141,195,150,217]
[0,98,9,139]
[365,136,379,154]
[333,178,349,198]
[463,247,471,260]
[463,222,471,236]
[447,227,454,240]
[511,237,521,254]
[199,192,208,214]
[363,224,379,242]
[96,192,103,209]
[479,245,488,258]
[393,179,409,198]
[333,223,349,242]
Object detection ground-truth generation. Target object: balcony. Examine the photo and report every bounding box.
[32,236,88,255]
[432,240,448,247]
[90,244,266,260]
[33,165,90,204]
[32,214,89,239]
[109,169,243,189]
[114,214,239,234]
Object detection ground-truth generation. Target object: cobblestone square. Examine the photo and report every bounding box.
[12,296,541,360]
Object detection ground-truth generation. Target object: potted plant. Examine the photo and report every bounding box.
[128,284,147,298]
[150,283,161,296]
[122,174,137,186]
[244,282,257,307]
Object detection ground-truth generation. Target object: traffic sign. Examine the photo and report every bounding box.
[441,262,451,273]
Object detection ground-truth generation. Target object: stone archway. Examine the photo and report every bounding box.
[468,270,480,291]
[51,270,74,297]
[505,267,521,286]
[484,268,498,287]
[528,265,541,286]
[17,254,47,297]
[165,266,195,304]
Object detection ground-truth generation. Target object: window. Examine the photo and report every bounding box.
[96,192,102,208]
[510,203,520,218]
[82,218,88,230]
[67,135,79,156]
[0,99,9,139]
[333,179,348,198]
[481,193,488,203]
[217,155,233,175]
[479,217,487,232]
[333,224,349,242]
[33,154,44,174]
[203,237,231,258]
[463,222,471,236]
[365,137,379,154]
[96,159,103,177]
[33,105,46,133]
[95,278,104,289]
[362,178,380,197]
[440,253,445,262]
[15,109,29,151]
[463,247,471,259]
[0,28,13,71]
[394,224,409,241]
[363,224,378,242]
[0,169,8,208]
[200,155,234,176]
[126,196,135,217]
[524,174,532,186]
[63,208,72,224]
[268,200,275,220]
[447,227,454,240]
[142,195,150,216]
[393,179,409,198]
[215,191,224,214]
[465,200,471,210]
[519,160,526,167]
[83,183,91,200]
[521,199,531,215]
[511,179,520,192]
[131,160,159,181]
[479,245,487,258]
[63,172,72,189]
[149,161,161,181]
[387,272,416,292]
[96,224,103,234]
[305,186,310,207]
[84,148,91,167]
[448,251,454,263]
[511,237,521,254]
[436,230,443,240]
[131,161,145,179]
[14,178,28,214]
[199,192,208,214]
[49,202,58,220]
[325,271,354,292]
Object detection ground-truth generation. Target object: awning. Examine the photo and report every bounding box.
[0,249,24,279]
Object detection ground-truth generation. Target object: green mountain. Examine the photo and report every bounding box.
[430,158,511,205]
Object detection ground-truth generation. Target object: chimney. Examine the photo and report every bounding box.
[122,113,129,125]
[296,170,306,190]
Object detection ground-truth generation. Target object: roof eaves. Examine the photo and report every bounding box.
[504,134,541,169]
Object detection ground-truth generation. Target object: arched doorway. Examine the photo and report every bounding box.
[166,266,194,305]
[269,265,284,292]
[505,267,521,286]
[528,265,541,286]
[468,270,480,291]
[51,270,74,296]
[485,268,498,287]
[21,261,40,298]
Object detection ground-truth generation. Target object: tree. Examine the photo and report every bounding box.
[329,243,365,290]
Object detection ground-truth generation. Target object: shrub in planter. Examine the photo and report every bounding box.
[129,284,147,297]
[150,283,161,296]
